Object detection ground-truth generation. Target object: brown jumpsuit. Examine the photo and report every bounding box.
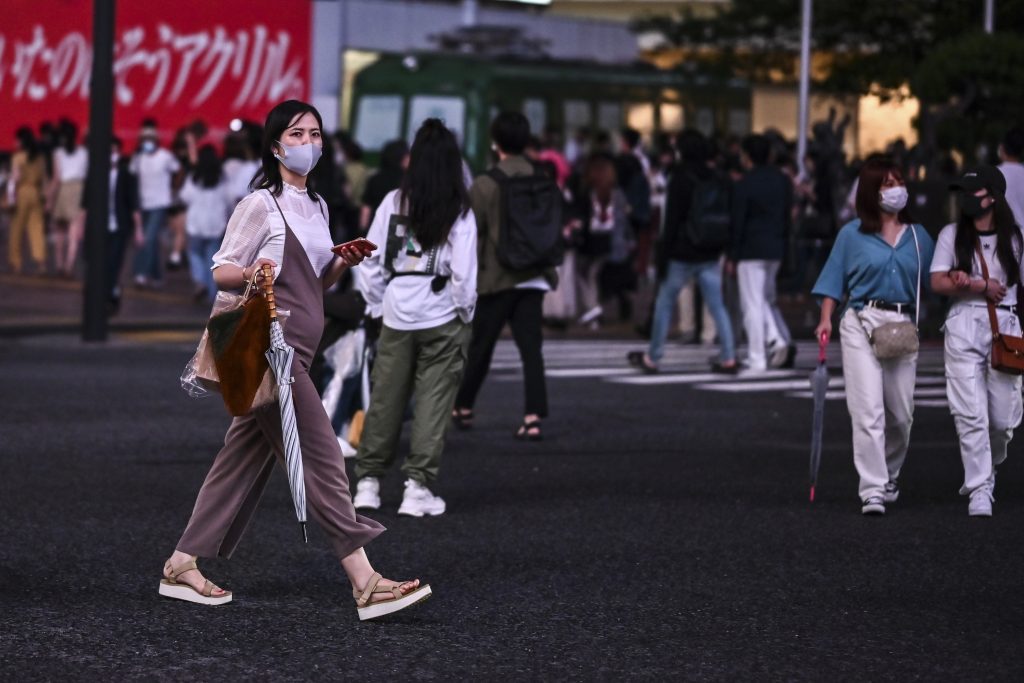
[177,225,385,560]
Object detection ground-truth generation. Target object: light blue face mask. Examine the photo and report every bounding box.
[274,141,323,177]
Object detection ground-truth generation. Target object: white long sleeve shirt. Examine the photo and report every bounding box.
[358,189,477,331]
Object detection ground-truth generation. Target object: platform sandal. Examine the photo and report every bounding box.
[515,418,542,441]
[354,572,432,621]
[158,557,232,606]
[451,408,474,430]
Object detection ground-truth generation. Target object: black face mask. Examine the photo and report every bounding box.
[961,192,993,218]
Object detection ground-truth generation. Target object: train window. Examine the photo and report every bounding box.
[728,108,751,136]
[354,95,404,151]
[564,100,591,137]
[408,96,466,144]
[626,103,654,137]
[659,103,684,132]
[695,108,715,137]
[597,102,622,133]
[523,99,546,135]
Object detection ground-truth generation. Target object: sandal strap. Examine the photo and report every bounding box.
[201,579,214,597]
[355,572,383,607]
[165,558,198,582]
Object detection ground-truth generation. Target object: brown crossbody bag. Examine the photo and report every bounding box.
[975,242,1024,375]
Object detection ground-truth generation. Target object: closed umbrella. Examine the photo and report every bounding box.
[260,265,308,542]
[809,333,830,502]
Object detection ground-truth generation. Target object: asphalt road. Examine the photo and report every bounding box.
[1,336,1023,681]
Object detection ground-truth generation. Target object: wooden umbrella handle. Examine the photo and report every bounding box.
[260,263,277,320]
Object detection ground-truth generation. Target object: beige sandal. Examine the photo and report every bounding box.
[158,558,232,606]
[354,572,431,621]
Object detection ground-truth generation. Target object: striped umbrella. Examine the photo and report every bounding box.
[260,265,308,543]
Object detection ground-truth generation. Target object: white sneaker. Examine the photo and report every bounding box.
[398,479,446,517]
[578,305,603,325]
[353,477,380,510]
[883,481,900,504]
[861,497,886,515]
[767,340,789,368]
[969,488,993,517]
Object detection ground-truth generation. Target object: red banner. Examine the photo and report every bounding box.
[0,0,311,148]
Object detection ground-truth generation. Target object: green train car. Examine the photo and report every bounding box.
[348,52,752,172]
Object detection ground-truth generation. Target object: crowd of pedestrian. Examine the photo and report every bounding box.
[5,108,1024,535]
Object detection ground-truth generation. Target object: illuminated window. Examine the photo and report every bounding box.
[354,95,404,151]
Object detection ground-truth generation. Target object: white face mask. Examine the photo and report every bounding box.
[879,185,908,213]
[274,141,322,177]
[141,139,157,154]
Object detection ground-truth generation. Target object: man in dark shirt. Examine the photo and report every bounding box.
[628,129,737,374]
[726,134,793,371]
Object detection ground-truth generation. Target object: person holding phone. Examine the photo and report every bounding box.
[351,118,477,517]
[159,100,432,621]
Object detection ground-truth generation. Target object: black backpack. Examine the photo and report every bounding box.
[487,166,564,271]
[684,172,731,250]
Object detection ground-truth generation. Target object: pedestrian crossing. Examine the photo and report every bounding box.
[489,338,953,409]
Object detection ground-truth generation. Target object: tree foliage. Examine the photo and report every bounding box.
[632,0,1024,160]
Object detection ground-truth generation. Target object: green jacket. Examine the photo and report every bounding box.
[471,155,559,296]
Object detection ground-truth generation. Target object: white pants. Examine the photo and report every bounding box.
[943,305,1023,496]
[840,307,917,501]
[738,260,791,370]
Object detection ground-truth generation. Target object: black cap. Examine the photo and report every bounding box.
[950,165,1007,197]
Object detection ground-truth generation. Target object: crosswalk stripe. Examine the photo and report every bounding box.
[607,370,800,386]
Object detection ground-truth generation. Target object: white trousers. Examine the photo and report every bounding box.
[737,260,791,370]
[839,307,917,501]
[943,305,1023,496]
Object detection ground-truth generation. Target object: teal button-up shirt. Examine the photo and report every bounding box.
[812,219,935,308]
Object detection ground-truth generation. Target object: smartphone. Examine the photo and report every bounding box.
[331,238,377,256]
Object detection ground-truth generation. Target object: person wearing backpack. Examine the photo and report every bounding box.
[452,112,561,441]
[628,129,738,374]
[725,134,794,372]
[351,119,477,517]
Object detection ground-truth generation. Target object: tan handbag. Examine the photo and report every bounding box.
[868,226,921,359]
[976,243,1024,375]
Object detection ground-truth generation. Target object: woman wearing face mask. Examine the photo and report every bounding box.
[812,156,935,515]
[930,166,1023,517]
[159,100,432,621]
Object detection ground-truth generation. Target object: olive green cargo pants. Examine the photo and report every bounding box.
[355,317,470,485]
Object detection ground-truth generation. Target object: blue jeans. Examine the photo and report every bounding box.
[649,259,735,364]
[133,208,167,281]
[187,235,221,303]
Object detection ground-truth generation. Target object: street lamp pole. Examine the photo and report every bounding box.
[83,0,116,342]
[984,0,995,33]
[796,0,812,179]
[462,0,478,27]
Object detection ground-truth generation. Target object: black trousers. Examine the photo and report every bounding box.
[456,288,548,418]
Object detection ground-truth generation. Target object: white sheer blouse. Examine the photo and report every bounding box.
[212,182,335,279]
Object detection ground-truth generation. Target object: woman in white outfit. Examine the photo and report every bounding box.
[812,157,935,515]
[930,165,1023,517]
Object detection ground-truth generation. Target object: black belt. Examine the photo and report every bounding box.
[864,300,915,314]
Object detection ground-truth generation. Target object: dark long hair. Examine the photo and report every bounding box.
[192,144,223,189]
[253,100,322,202]
[855,156,912,233]
[952,194,1022,287]
[15,127,40,160]
[58,119,78,154]
[398,119,470,250]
